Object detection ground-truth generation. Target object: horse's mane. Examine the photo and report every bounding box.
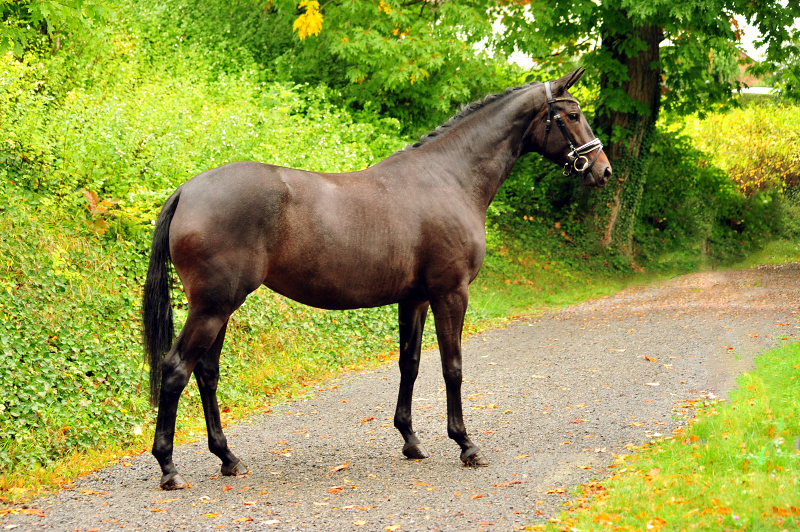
[400,81,541,152]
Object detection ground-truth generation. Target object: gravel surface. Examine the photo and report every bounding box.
[4,264,799,532]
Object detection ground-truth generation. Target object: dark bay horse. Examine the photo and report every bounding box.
[142,68,611,490]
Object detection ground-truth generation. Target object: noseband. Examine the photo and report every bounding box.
[543,81,604,178]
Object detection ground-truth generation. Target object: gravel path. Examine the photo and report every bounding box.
[4,264,799,532]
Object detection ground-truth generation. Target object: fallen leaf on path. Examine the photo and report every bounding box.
[385,526,401,531]
[644,356,657,363]
[233,517,253,522]
[79,490,106,495]
[222,486,233,492]
[243,501,257,506]
[515,454,530,459]
[576,465,591,470]
[470,493,484,499]
[331,462,350,472]
[571,419,591,424]
[204,513,218,518]
[560,441,571,445]
[644,382,660,386]
[264,519,280,525]
[412,482,429,486]
[360,416,376,422]
[628,422,646,427]
[546,488,565,494]
[354,521,366,526]
[327,486,344,494]
[151,508,166,512]
[494,480,528,487]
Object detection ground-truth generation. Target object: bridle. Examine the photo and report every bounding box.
[543,81,604,178]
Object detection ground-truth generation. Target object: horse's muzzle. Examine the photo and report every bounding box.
[584,164,612,188]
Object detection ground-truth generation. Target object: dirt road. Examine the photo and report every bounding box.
[4,264,799,531]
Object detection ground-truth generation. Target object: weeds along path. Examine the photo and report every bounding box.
[4,265,800,532]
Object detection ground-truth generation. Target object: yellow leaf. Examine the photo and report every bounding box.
[293,0,323,40]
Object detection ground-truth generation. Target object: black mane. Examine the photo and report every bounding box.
[401,81,541,151]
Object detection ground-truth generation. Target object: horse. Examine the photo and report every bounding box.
[142,68,611,490]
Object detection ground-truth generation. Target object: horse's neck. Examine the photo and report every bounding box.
[421,92,535,212]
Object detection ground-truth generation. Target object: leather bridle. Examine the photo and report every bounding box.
[543,81,604,178]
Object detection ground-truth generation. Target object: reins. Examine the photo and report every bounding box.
[543,81,604,178]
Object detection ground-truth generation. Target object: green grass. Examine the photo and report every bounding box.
[539,341,800,532]
[732,238,800,269]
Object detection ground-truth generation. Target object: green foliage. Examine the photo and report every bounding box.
[0,185,149,469]
[681,99,800,195]
[634,128,786,268]
[0,0,111,54]
[130,0,504,132]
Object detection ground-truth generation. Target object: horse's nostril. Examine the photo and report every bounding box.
[603,166,612,180]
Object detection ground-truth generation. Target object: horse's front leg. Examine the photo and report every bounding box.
[394,300,430,459]
[193,320,248,477]
[430,288,489,467]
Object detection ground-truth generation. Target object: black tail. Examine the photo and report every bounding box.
[142,189,181,407]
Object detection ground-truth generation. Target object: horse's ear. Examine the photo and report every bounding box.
[552,68,586,95]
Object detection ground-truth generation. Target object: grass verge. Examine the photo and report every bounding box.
[539,340,800,532]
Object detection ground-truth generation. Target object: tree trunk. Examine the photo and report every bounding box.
[592,16,664,258]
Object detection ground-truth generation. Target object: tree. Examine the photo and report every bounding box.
[493,0,800,254]
[271,0,503,128]
[1,0,110,54]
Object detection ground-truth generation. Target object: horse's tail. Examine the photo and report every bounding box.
[142,189,181,407]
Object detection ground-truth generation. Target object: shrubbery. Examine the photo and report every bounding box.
[1,0,798,480]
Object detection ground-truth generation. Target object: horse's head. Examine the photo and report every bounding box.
[524,69,612,188]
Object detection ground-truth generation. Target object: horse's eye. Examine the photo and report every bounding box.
[569,113,579,121]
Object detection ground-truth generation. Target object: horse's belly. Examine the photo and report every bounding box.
[263,259,418,310]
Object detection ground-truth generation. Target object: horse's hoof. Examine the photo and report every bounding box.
[160,472,190,490]
[221,460,248,476]
[402,442,430,460]
[460,447,489,468]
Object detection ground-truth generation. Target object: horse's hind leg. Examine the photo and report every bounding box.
[152,311,228,490]
[193,320,248,476]
[394,300,430,460]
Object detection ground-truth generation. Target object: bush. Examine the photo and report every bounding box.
[681,98,800,195]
